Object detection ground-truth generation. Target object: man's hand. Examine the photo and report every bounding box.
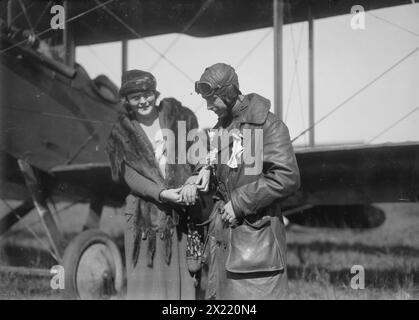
[159,188,182,203]
[179,184,198,206]
[183,175,198,185]
[196,167,211,192]
[221,201,237,225]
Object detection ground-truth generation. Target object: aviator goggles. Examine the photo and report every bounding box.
[195,81,233,98]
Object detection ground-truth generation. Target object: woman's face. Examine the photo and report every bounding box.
[126,91,157,117]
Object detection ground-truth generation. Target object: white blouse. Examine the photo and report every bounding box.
[133,119,167,179]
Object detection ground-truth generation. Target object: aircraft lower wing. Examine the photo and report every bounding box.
[48,142,419,208]
[2,142,418,210]
[282,142,419,209]
[47,162,127,207]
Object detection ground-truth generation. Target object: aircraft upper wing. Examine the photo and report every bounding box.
[0,0,412,46]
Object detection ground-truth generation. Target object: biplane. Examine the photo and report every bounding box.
[0,0,418,299]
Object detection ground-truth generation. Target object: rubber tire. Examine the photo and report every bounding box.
[62,229,124,299]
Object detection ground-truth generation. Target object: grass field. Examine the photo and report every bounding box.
[0,202,418,299]
[286,203,419,299]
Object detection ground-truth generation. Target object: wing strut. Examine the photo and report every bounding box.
[0,199,34,236]
[122,39,128,73]
[273,0,284,120]
[17,160,63,263]
[308,2,315,147]
[83,194,104,230]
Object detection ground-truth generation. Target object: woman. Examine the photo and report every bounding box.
[106,70,200,299]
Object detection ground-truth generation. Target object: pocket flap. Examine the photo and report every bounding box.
[225,218,284,273]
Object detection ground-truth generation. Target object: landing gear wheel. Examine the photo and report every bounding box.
[62,229,124,299]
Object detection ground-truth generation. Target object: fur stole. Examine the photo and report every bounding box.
[106,97,198,267]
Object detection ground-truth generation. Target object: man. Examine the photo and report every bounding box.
[189,63,300,299]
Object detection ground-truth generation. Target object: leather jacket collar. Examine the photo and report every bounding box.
[232,93,271,125]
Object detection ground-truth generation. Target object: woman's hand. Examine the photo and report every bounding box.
[159,188,182,204]
[183,175,198,185]
[180,184,199,206]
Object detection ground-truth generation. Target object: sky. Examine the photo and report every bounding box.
[76,4,419,147]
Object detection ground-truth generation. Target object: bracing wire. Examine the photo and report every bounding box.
[20,198,88,236]
[33,1,53,31]
[235,29,273,69]
[193,28,273,115]
[10,1,36,25]
[93,0,195,84]
[284,23,304,122]
[291,45,419,143]
[3,106,115,125]
[149,0,214,71]
[87,45,119,80]
[0,0,117,55]
[368,12,419,39]
[0,198,59,262]
[367,104,419,143]
[290,8,419,144]
[286,2,306,145]
[18,0,34,31]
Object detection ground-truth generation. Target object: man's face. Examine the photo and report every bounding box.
[205,95,228,118]
[126,91,157,117]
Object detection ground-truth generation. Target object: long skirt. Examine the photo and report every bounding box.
[124,213,196,300]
